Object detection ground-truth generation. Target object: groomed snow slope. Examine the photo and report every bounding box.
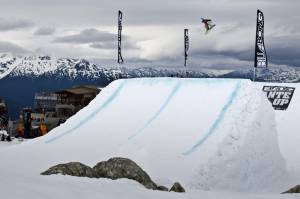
[0,78,299,198]
[256,82,300,189]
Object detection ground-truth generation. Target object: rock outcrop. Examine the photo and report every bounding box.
[157,185,169,191]
[93,157,158,190]
[41,157,185,193]
[282,185,300,194]
[41,162,96,178]
[170,182,185,193]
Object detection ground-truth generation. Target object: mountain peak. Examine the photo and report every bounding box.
[0,54,300,82]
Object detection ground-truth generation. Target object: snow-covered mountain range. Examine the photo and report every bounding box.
[0,54,122,81]
[0,53,299,119]
[0,53,299,82]
[0,54,224,82]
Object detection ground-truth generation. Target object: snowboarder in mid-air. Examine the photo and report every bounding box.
[201,18,215,34]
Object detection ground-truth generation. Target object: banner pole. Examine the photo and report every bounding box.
[253,67,256,82]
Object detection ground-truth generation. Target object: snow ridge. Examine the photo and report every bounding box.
[0,54,22,79]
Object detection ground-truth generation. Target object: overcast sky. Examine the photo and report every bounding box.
[0,0,299,69]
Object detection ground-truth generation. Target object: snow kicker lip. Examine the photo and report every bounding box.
[128,81,182,140]
[45,80,127,143]
[182,81,242,156]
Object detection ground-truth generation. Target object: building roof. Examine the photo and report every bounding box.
[55,85,102,95]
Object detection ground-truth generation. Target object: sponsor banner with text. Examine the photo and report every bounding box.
[262,86,295,110]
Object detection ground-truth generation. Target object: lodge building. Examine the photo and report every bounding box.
[34,85,102,113]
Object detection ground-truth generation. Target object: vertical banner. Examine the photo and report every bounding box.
[254,9,267,68]
[184,29,189,67]
[118,10,124,64]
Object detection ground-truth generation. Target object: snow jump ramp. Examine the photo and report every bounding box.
[1,78,300,194]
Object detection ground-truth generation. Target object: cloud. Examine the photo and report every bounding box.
[89,42,115,49]
[266,35,300,67]
[90,41,138,50]
[34,27,56,36]
[189,33,300,68]
[0,0,299,68]
[54,28,138,51]
[0,18,34,31]
[0,41,28,54]
[54,29,116,44]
